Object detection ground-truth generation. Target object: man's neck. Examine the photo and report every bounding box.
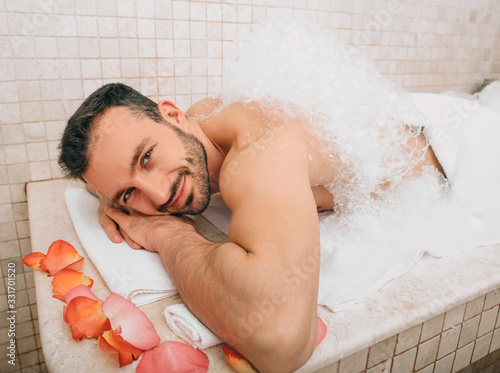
[186,117,225,194]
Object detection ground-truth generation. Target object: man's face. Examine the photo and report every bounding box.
[83,106,211,216]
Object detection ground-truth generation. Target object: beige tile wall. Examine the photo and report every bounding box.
[0,0,499,371]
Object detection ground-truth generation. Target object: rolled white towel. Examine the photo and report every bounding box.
[164,303,223,350]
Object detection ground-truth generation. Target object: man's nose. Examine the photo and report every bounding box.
[138,174,171,206]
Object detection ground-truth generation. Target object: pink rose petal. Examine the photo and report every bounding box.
[64,284,101,304]
[136,341,209,373]
[316,316,327,346]
[101,292,160,350]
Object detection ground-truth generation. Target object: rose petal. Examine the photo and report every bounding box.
[316,316,327,346]
[101,293,160,350]
[136,341,209,373]
[62,257,85,271]
[63,296,111,340]
[51,269,93,301]
[64,284,101,304]
[39,240,85,276]
[97,330,118,355]
[98,329,143,367]
[222,344,258,373]
[22,252,46,271]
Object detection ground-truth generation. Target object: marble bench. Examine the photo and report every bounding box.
[28,178,500,372]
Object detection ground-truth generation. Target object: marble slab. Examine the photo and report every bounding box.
[27,179,500,372]
[28,179,232,372]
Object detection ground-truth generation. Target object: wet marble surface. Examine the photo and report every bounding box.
[28,179,500,372]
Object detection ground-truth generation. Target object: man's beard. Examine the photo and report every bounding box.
[157,124,211,215]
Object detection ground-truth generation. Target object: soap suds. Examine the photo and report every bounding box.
[217,18,491,310]
[221,18,431,210]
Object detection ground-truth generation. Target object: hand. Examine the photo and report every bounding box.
[94,190,143,250]
[105,207,197,252]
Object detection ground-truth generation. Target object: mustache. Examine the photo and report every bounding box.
[157,167,191,213]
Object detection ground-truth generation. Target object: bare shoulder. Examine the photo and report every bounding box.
[219,124,310,208]
[185,96,223,119]
[219,124,318,252]
[189,99,282,155]
[201,101,325,251]
[187,97,270,123]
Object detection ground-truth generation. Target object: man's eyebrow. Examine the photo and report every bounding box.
[111,137,150,204]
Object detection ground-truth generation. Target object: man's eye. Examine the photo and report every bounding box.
[142,149,152,166]
[123,188,134,203]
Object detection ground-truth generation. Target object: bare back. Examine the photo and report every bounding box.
[187,98,444,213]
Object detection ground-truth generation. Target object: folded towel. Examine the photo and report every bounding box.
[164,303,223,350]
[64,188,177,306]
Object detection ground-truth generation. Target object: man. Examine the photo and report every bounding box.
[59,83,443,372]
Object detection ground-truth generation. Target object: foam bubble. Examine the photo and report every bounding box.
[217,18,500,311]
[221,18,430,209]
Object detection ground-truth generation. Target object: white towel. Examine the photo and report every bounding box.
[64,188,177,306]
[414,92,500,214]
[317,93,500,311]
[164,303,223,350]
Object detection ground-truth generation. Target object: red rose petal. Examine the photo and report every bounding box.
[222,344,258,373]
[51,268,93,301]
[22,252,46,271]
[97,330,118,355]
[98,329,143,367]
[63,296,111,340]
[39,240,85,276]
[136,341,209,373]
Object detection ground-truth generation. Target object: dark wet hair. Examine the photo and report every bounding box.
[58,83,164,181]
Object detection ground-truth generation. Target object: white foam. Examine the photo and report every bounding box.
[221,18,430,209]
[217,18,500,311]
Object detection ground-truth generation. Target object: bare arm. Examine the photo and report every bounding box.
[107,129,320,372]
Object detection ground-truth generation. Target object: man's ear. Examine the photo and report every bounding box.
[158,100,187,128]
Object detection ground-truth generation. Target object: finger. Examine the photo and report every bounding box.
[105,207,143,250]
[105,206,130,224]
[121,229,142,250]
[99,214,123,243]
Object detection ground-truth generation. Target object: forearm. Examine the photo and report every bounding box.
[152,227,319,372]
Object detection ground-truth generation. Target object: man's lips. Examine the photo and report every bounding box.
[168,174,188,209]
